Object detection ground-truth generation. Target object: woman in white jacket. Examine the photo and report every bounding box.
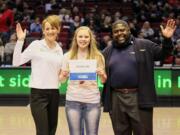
[13,15,63,135]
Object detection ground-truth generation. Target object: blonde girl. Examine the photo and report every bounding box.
[60,26,106,135]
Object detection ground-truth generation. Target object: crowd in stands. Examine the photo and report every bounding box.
[0,0,179,66]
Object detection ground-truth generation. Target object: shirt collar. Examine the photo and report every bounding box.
[41,39,59,50]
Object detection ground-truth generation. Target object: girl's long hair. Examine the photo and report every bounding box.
[68,26,104,63]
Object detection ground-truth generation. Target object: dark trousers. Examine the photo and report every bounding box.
[30,88,60,135]
[111,91,153,135]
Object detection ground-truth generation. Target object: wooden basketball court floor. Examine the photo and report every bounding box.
[0,106,180,135]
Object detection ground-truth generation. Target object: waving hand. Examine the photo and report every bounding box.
[160,19,176,38]
[16,23,27,41]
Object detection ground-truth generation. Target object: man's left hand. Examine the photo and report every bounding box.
[160,19,176,38]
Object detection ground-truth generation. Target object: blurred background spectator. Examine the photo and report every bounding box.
[30,17,42,33]
[173,39,180,66]
[0,38,4,65]
[99,34,112,51]
[0,0,14,44]
[0,0,179,66]
[4,32,17,65]
[173,16,180,42]
[140,21,155,40]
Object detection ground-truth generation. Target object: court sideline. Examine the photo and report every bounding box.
[0,107,180,135]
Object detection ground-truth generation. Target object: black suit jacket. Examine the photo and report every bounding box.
[102,37,173,112]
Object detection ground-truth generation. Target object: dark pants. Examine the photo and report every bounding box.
[111,91,153,135]
[30,88,60,135]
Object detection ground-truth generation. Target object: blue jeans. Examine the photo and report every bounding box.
[65,100,101,135]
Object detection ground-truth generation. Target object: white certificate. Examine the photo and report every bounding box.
[69,60,97,80]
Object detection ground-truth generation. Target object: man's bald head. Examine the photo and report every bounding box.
[112,20,130,31]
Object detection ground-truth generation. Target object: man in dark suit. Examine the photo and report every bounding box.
[102,19,176,135]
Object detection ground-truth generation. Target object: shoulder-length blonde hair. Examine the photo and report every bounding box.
[68,26,104,62]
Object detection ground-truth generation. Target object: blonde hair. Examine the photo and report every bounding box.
[68,26,104,63]
[42,15,62,31]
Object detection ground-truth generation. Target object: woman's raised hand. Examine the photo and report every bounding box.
[16,23,27,41]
